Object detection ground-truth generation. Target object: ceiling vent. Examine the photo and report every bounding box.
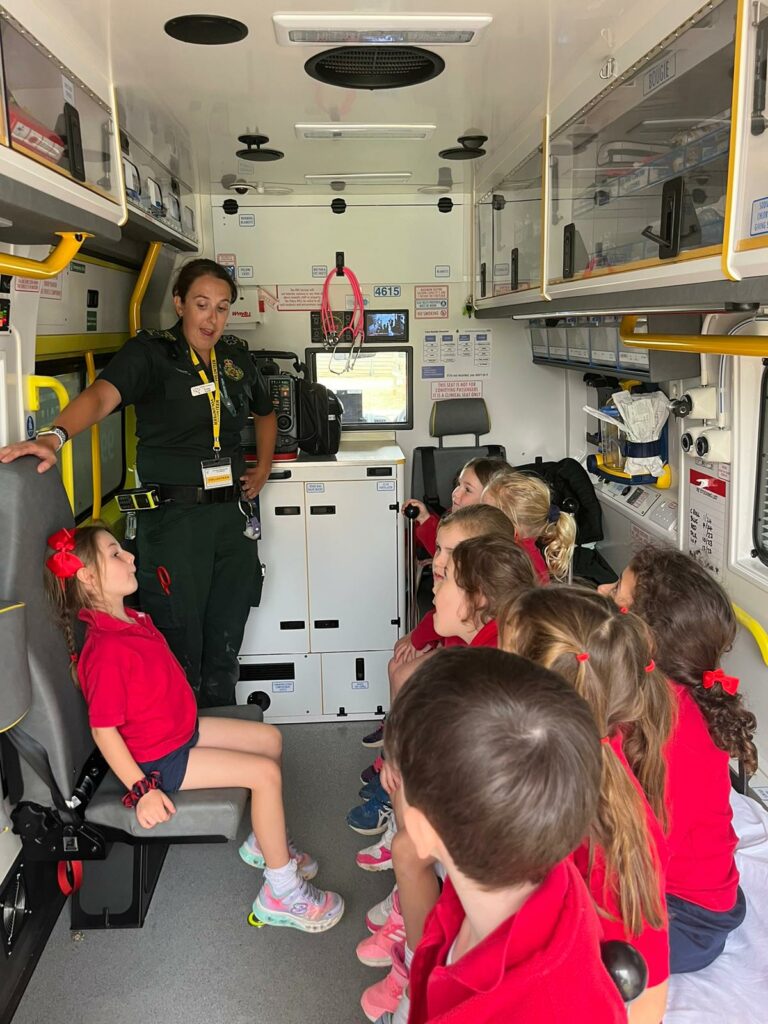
[438,133,488,160]
[305,46,444,90]
[273,14,492,46]
[164,15,248,45]
[295,123,436,141]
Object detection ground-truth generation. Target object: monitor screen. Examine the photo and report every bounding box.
[306,345,413,431]
[364,309,409,342]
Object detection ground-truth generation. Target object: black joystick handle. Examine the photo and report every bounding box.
[600,941,648,1004]
[404,504,420,521]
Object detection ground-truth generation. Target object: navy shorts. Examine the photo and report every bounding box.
[138,722,199,794]
[668,887,747,974]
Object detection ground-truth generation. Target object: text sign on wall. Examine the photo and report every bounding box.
[688,468,727,577]
[430,380,483,400]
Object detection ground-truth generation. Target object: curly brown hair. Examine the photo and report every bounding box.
[628,546,758,777]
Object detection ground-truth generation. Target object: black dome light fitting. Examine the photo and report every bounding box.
[437,197,454,213]
[236,134,284,162]
[305,46,444,90]
[164,15,248,45]
[331,198,347,214]
[439,133,488,160]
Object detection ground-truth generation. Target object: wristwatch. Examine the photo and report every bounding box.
[36,425,69,451]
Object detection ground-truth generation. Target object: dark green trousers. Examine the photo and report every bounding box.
[136,501,262,707]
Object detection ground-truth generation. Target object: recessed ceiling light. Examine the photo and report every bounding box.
[304,172,412,184]
[295,123,436,141]
[273,13,492,46]
[164,15,248,45]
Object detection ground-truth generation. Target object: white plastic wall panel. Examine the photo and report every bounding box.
[236,654,322,720]
[321,650,391,717]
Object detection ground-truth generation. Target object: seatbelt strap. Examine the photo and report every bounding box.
[7,726,78,821]
[421,448,444,514]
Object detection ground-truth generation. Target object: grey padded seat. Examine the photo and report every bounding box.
[0,458,263,923]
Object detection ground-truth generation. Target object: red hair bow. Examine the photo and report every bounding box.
[702,668,739,696]
[46,528,83,579]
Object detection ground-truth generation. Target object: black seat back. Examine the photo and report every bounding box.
[0,459,91,803]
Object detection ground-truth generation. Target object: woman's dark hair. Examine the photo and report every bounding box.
[172,258,238,304]
[385,647,602,888]
[452,534,538,624]
[629,546,758,776]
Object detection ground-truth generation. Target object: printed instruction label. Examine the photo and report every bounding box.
[62,75,76,107]
[238,213,256,228]
[41,274,63,300]
[434,265,451,278]
[86,309,97,332]
[750,196,768,236]
[14,277,41,293]
[277,285,324,311]
[312,265,328,278]
[414,284,449,319]
[688,469,727,577]
[216,253,236,267]
[306,482,325,493]
[431,380,483,400]
[351,680,370,690]
[421,330,492,379]
[376,481,396,491]
[272,681,295,694]
[237,265,254,279]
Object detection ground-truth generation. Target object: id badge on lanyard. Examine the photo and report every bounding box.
[189,344,234,490]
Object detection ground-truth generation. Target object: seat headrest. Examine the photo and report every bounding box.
[430,398,490,439]
[0,600,32,731]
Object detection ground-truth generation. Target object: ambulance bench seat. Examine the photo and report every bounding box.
[0,459,262,929]
[411,399,506,514]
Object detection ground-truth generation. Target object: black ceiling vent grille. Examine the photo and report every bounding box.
[305,46,445,90]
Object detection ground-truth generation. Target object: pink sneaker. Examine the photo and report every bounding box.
[251,878,344,933]
[357,901,405,966]
[357,818,395,872]
[361,940,408,1021]
[365,886,398,933]
[238,832,318,880]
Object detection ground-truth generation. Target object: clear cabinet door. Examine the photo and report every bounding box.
[121,130,198,244]
[476,199,493,299]
[733,1,768,273]
[549,0,736,284]
[0,10,120,203]
[491,148,542,296]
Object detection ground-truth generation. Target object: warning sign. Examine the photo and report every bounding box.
[414,284,449,319]
[688,468,727,577]
[277,285,323,311]
[41,274,63,299]
[430,380,483,400]
[14,277,41,293]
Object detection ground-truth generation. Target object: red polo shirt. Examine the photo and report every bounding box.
[518,536,550,583]
[443,620,498,649]
[412,609,444,651]
[664,680,739,911]
[78,608,198,762]
[571,733,670,986]
[415,513,440,557]
[408,860,626,1024]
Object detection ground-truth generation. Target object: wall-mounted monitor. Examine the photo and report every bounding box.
[364,308,409,342]
[306,345,413,431]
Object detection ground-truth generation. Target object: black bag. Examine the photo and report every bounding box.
[297,380,343,456]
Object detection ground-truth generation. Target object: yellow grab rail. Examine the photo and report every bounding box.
[84,351,102,519]
[129,241,163,336]
[0,232,93,280]
[27,375,74,511]
[734,605,768,667]
[619,315,768,357]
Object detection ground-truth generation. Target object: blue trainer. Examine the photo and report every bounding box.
[346,793,392,836]
[359,778,389,803]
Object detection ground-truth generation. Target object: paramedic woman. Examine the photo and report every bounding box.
[0,258,277,708]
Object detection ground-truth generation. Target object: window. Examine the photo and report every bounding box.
[306,345,413,431]
[36,355,126,521]
[754,364,768,566]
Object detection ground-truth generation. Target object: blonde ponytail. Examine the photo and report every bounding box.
[540,510,577,581]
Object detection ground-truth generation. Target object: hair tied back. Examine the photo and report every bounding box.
[702,667,739,695]
[576,651,590,663]
[547,504,560,524]
[46,528,83,579]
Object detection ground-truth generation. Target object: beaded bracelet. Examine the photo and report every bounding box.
[122,770,162,809]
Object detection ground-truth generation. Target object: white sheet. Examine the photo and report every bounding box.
[664,790,768,1023]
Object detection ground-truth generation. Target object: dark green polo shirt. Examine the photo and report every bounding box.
[101,321,274,485]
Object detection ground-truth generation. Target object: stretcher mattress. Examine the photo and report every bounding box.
[665,789,768,1024]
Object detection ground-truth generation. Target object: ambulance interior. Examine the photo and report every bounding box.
[1,0,768,1021]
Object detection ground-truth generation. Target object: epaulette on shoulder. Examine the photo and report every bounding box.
[220,334,248,351]
[137,329,177,343]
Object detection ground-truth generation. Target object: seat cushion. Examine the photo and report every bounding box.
[84,704,264,839]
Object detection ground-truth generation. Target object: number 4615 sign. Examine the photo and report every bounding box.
[373,285,401,298]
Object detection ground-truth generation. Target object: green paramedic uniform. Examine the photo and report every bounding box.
[100,321,276,707]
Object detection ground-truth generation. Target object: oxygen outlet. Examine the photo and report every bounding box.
[694,428,731,463]
[680,430,698,453]
[681,386,717,420]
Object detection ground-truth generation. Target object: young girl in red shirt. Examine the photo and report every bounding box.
[482,468,577,581]
[44,525,343,933]
[501,586,675,1024]
[601,546,757,974]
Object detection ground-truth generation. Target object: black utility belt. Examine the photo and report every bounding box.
[116,484,238,509]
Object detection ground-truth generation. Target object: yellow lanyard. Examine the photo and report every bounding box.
[188,344,221,455]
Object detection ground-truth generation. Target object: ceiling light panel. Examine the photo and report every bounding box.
[295,124,436,141]
[273,14,492,46]
[304,172,413,184]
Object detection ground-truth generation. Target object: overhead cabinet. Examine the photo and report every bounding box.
[489,147,543,298]
[0,7,124,242]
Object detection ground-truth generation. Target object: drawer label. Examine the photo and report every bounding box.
[377,481,395,491]
[306,482,325,493]
[643,53,676,96]
[272,681,295,693]
[352,680,370,690]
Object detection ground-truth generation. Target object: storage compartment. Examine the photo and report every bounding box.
[0,10,120,203]
[477,198,493,298]
[549,0,735,283]
[118,128,198,248]
[733,2,768,274]
[321,651,390,717]
[236,654,322,719]
[491,147,542,296]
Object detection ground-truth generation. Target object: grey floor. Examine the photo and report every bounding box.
[14,722,393,1024]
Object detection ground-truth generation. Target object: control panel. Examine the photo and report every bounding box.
[597,478,678,534]
[309,310,352,345]
[268,373,298,456]
[0,298,9,332]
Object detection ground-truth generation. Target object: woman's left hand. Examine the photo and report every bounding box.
[240,466,269,501]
